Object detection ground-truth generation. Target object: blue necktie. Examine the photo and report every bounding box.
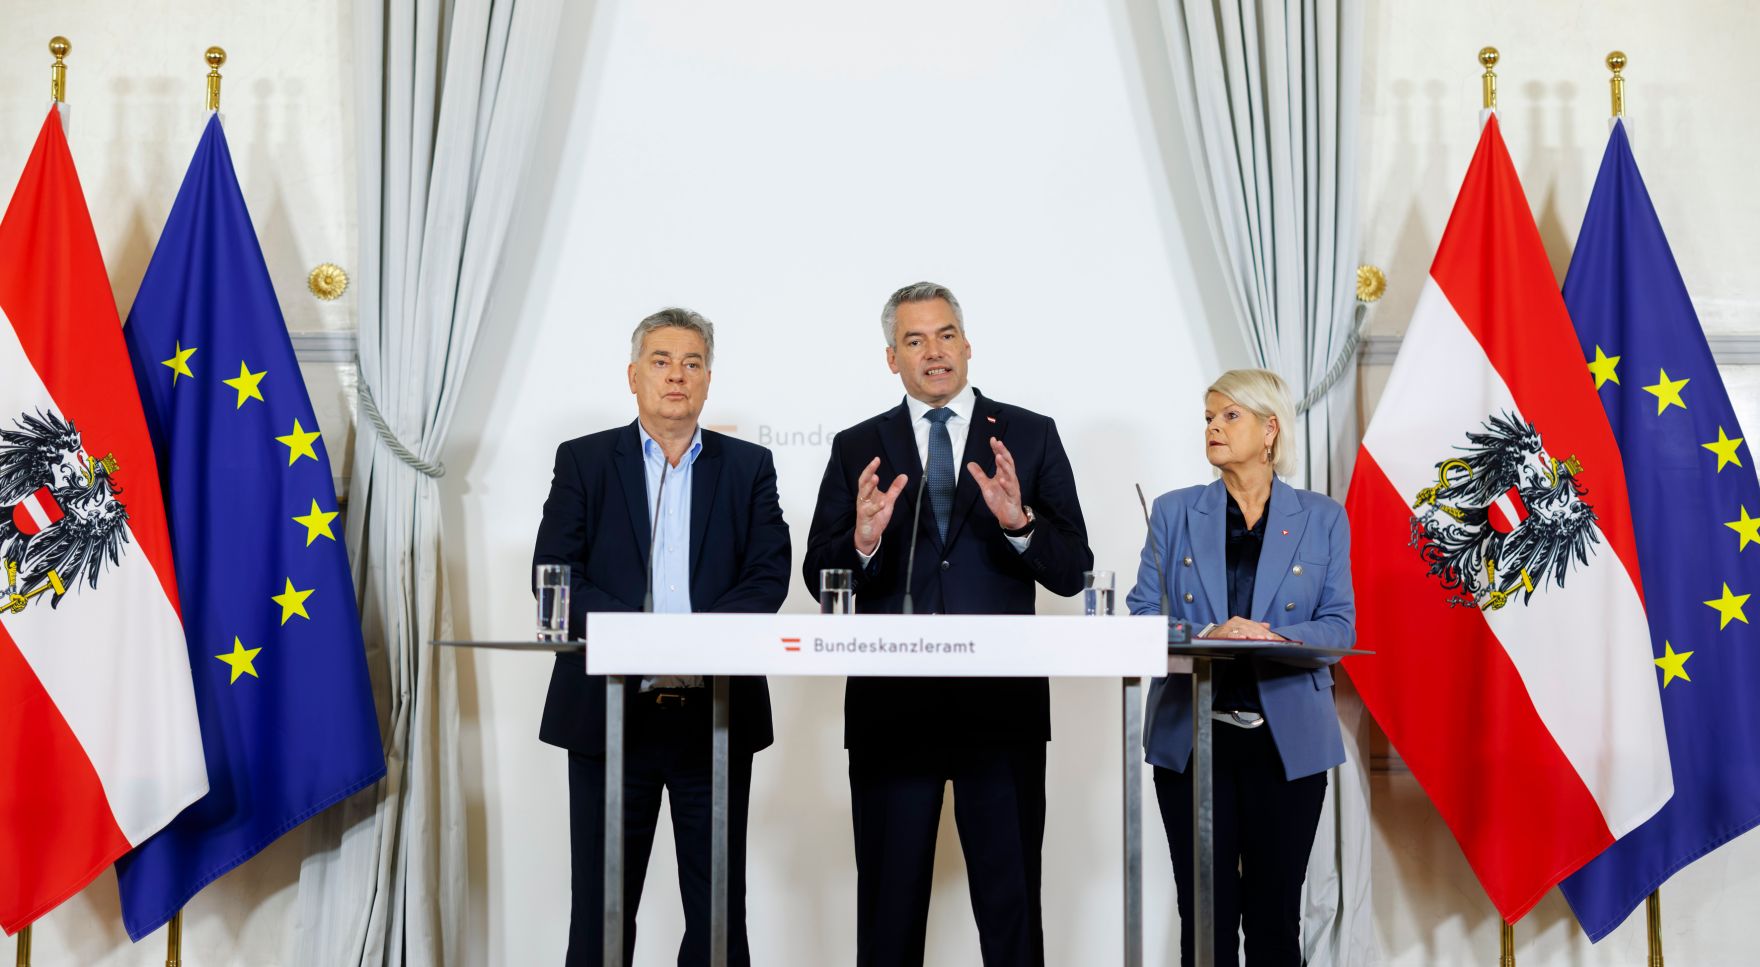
[924,407,955,542]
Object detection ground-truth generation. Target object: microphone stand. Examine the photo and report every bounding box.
[901,475,927,615]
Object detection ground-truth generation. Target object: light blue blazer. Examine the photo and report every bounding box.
[1126,476,1354,781]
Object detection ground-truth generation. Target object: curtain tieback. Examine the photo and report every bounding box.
[356,363,445,478]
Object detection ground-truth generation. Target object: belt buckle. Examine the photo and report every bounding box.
[653,691,687,709]
[1211,710,1265,729]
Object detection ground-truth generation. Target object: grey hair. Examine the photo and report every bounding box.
[1207,368,1301,478]
[629,307,715,368]
[880,281,964,349]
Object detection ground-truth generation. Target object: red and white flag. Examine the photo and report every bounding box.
[0,107,206,933]
[1343,114,1672,921]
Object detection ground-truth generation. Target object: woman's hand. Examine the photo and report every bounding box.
[1212,616,1285,641]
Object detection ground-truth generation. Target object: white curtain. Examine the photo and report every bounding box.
[1156,1,1377,963]
[290,0,563,963]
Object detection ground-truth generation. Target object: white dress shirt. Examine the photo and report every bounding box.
[859,384,1030,561]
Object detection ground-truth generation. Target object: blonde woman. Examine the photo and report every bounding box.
[1126,369,1355,967]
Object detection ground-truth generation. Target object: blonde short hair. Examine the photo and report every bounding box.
[1206,368,1300,478]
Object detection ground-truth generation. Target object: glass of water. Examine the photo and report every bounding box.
[536,564,571,641]
[1084,569,1115,616]
[820,568,853,615]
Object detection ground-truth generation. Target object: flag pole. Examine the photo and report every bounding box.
[205,46,226,112]
[1479,46,1499,110]
[1607,51,1627,118]
[165,911,182,967]
[1646,889,1664,966]
[1500,920,1515,967]
[49,36,69,103]
[14,924,29,967]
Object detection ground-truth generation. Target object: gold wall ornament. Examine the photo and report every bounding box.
[1479,46,1499,110]
[1607,50,1627,117]
[308,263,349,301]
[49,36,70,103]
[1355,264,1386,303]
[206,46,226,112]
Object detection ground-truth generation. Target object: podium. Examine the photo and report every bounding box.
[439,620,1362,967]
[1169,639,1366,967]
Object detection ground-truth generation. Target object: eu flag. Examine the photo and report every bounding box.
[113,115,385,940]
[1559,119,1760,939]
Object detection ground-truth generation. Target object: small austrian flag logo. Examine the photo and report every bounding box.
[781,637,800,653]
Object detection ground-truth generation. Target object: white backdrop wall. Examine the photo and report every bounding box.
[6,1,1760,965]
[444,0,1237,963]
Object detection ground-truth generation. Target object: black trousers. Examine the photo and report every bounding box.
[848,743,1047,967]
[1153,723,1327,967]
[566,694,754,967]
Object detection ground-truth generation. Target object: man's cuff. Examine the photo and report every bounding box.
[1005,530,1033,553]
[856,536,880,567]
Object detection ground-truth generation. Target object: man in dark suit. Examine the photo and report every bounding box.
[534,307,790,967]
[802,282,1093,967]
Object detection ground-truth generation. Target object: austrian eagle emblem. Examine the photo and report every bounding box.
[1408,411,1600,611]
[0,410,131,613]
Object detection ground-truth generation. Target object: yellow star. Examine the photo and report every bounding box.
[275,419,323,466]
[1728,506,1760,551]
[271,578,315,624]
[1654,640,1693,688]
[1642,369,1689,414]
[222,361,267,408]
[1704,583,1752,630]
[1587,346,1621,389]
[216,636,263,684]
[162,342,197,383]
[1703,427,1744,472]
[293,499,339,546]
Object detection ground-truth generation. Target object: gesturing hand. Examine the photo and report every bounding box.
[854,456,908,557]
[967,437,1029,531]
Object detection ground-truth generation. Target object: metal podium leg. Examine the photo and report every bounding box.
[605,676,625,967]
[711,675,730,967]
[1192,657,1215,967]
[1122,677,1144,967]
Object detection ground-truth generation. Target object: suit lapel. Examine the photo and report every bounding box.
[1250,477,1308,622]
[613,421,651,566]
[688,431,722,581]
[944,390,999,551]
[1190,480,1228,621]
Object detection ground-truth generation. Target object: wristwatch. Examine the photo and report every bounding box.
[1003,505,1035,538]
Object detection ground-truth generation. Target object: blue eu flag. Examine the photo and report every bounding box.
[114,115,385,940]
[1559,119,1760,940]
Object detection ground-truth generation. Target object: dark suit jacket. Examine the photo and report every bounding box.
[802,389,1093,749]
[535,421,791,756]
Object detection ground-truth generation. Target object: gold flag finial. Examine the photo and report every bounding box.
[1479,46,1499,110]
[205,46,227,111]
[1607,51,1627,117]
[49,36,71,103]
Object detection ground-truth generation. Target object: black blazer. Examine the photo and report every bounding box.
[802,389,1093,749]
[535,421,791,755]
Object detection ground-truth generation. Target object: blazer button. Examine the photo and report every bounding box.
[1183,592,1194,603]
[940,560,950,571]
[1292,564,1304,576]
[1285,601,1296,611]
[1182,556,1193,567]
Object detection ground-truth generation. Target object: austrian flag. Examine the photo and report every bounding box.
[0,107,206,933]
[1343,114,1673,922]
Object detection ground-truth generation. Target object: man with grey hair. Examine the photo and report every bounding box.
[535,307,790,966]
[804,282,1094,966]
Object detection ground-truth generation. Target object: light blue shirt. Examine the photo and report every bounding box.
[638,422,702,690]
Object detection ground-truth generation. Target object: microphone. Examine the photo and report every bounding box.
[1135,483,1174,624]
[900,475,927,615]
[642,461,669,613]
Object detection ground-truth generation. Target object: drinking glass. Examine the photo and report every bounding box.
[820,568,854,615]
[536,564,571,641]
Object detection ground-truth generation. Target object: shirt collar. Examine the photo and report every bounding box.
[905,383,976,426]
[637,421,703,469]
